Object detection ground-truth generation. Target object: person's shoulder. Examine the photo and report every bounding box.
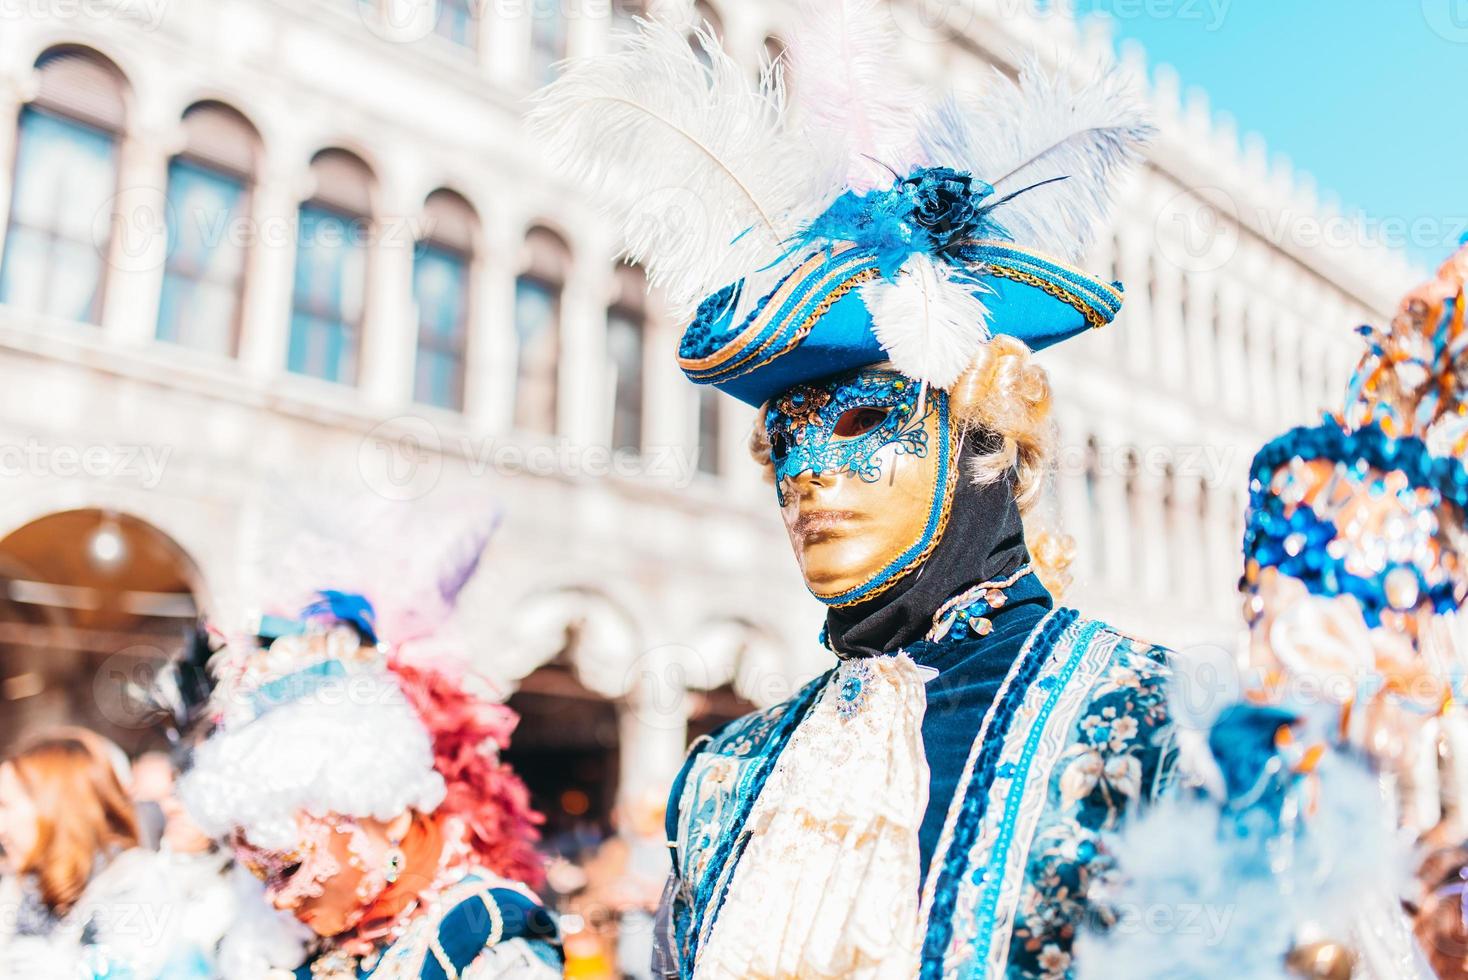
[1064,613,1181,801]
[430,872,561,977]
[1068,614,1174,675]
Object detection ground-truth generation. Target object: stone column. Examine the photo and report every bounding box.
[1095,432,1132,591]
[1184,271,1217,404]
[360,180,417,411]
[1170,473,1205,607]
[1151,248,1186,387]
[1250,299,1280,427]
[1215,279,1248,411]
[237,159,306,383]
[1053,414,1095,585]
[1132,462,1170,600]
[560,243,613,446]
[101,121,175,345]
[1117,229,1152,378]
[466,209,519,432]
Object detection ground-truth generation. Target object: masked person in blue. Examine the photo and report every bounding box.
[531,3,1179,976]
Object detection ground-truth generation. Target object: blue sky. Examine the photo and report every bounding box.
[1069,0,1468,269]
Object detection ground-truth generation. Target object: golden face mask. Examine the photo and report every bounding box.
[764,368,959,605]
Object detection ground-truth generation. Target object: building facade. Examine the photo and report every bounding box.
[0,0,1416,843]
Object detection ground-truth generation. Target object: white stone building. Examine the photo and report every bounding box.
[0,0,1417,835]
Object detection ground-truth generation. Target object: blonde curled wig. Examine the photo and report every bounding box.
[749,334,1076,597]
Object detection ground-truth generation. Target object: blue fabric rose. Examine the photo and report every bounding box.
[901,167,993,249]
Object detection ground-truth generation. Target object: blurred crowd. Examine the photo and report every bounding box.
[0,728,312,978]
[0,725,672,979]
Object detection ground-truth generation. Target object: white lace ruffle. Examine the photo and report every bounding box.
[695,653,930,979]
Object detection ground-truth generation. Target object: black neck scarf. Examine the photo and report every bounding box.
[824,443,1029,660]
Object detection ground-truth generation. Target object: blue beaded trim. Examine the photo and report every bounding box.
[677,672,829,977]
[919,607,1080,977]
[1249,421,1468,511]
[964,617,1104,973]
[1245,421,1468,625]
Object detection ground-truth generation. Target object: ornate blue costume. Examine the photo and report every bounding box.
[657,573,1178,978]
[530,3,1164,975]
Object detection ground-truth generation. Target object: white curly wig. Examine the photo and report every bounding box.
[179,633,446,852]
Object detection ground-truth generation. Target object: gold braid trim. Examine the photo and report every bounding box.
[703,265,880,383]
[986,264,1110,330]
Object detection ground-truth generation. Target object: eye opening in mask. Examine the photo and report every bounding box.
[771,431,792,461]
[833,406,891,439]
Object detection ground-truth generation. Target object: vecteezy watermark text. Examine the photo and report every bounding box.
[0,439,171,489]
[358,417,702,502]
[0,0,169,29]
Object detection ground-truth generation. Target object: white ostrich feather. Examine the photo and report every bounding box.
[787,0,926,191]
[862,253,991,389]
[921,57,1154,263]
[527,20,838,316]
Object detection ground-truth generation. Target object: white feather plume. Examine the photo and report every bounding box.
[787,0,926,191]
[862,253,991,389]
[921,57,1154,263]
[527,20,839,315]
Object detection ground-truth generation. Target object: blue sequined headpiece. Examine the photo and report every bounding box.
[1244,422,1468,627]
[1244,246,1468,626]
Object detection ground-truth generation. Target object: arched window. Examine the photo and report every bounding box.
[606,263,647,452]
[413,189,477,410]
[288,149,374,384]
[156,102,258,356]
[529,0,568,84]
[698,388,721,476]
[0,47,127,324]
[435,0,477,47]
[514,226,569,434]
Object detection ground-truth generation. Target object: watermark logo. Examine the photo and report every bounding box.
[889,0,978,44]
[93,647,172,730]
[360,0,439,44]
[1155,185,1241,275]
[1093,0,1231,30]
[1423,0,1468,43]
[358,416,445,502]
[94,187,436,272]
[625,186,713,269]
[94,186,175,275]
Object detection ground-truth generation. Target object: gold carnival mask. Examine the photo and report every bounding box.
[764,368,959,606]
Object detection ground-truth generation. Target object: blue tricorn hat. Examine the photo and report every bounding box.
[529,11,1151,410]
[677,231,1123,408]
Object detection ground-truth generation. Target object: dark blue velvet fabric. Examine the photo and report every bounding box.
[906,573,1054,883]
[292,885,560,978]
